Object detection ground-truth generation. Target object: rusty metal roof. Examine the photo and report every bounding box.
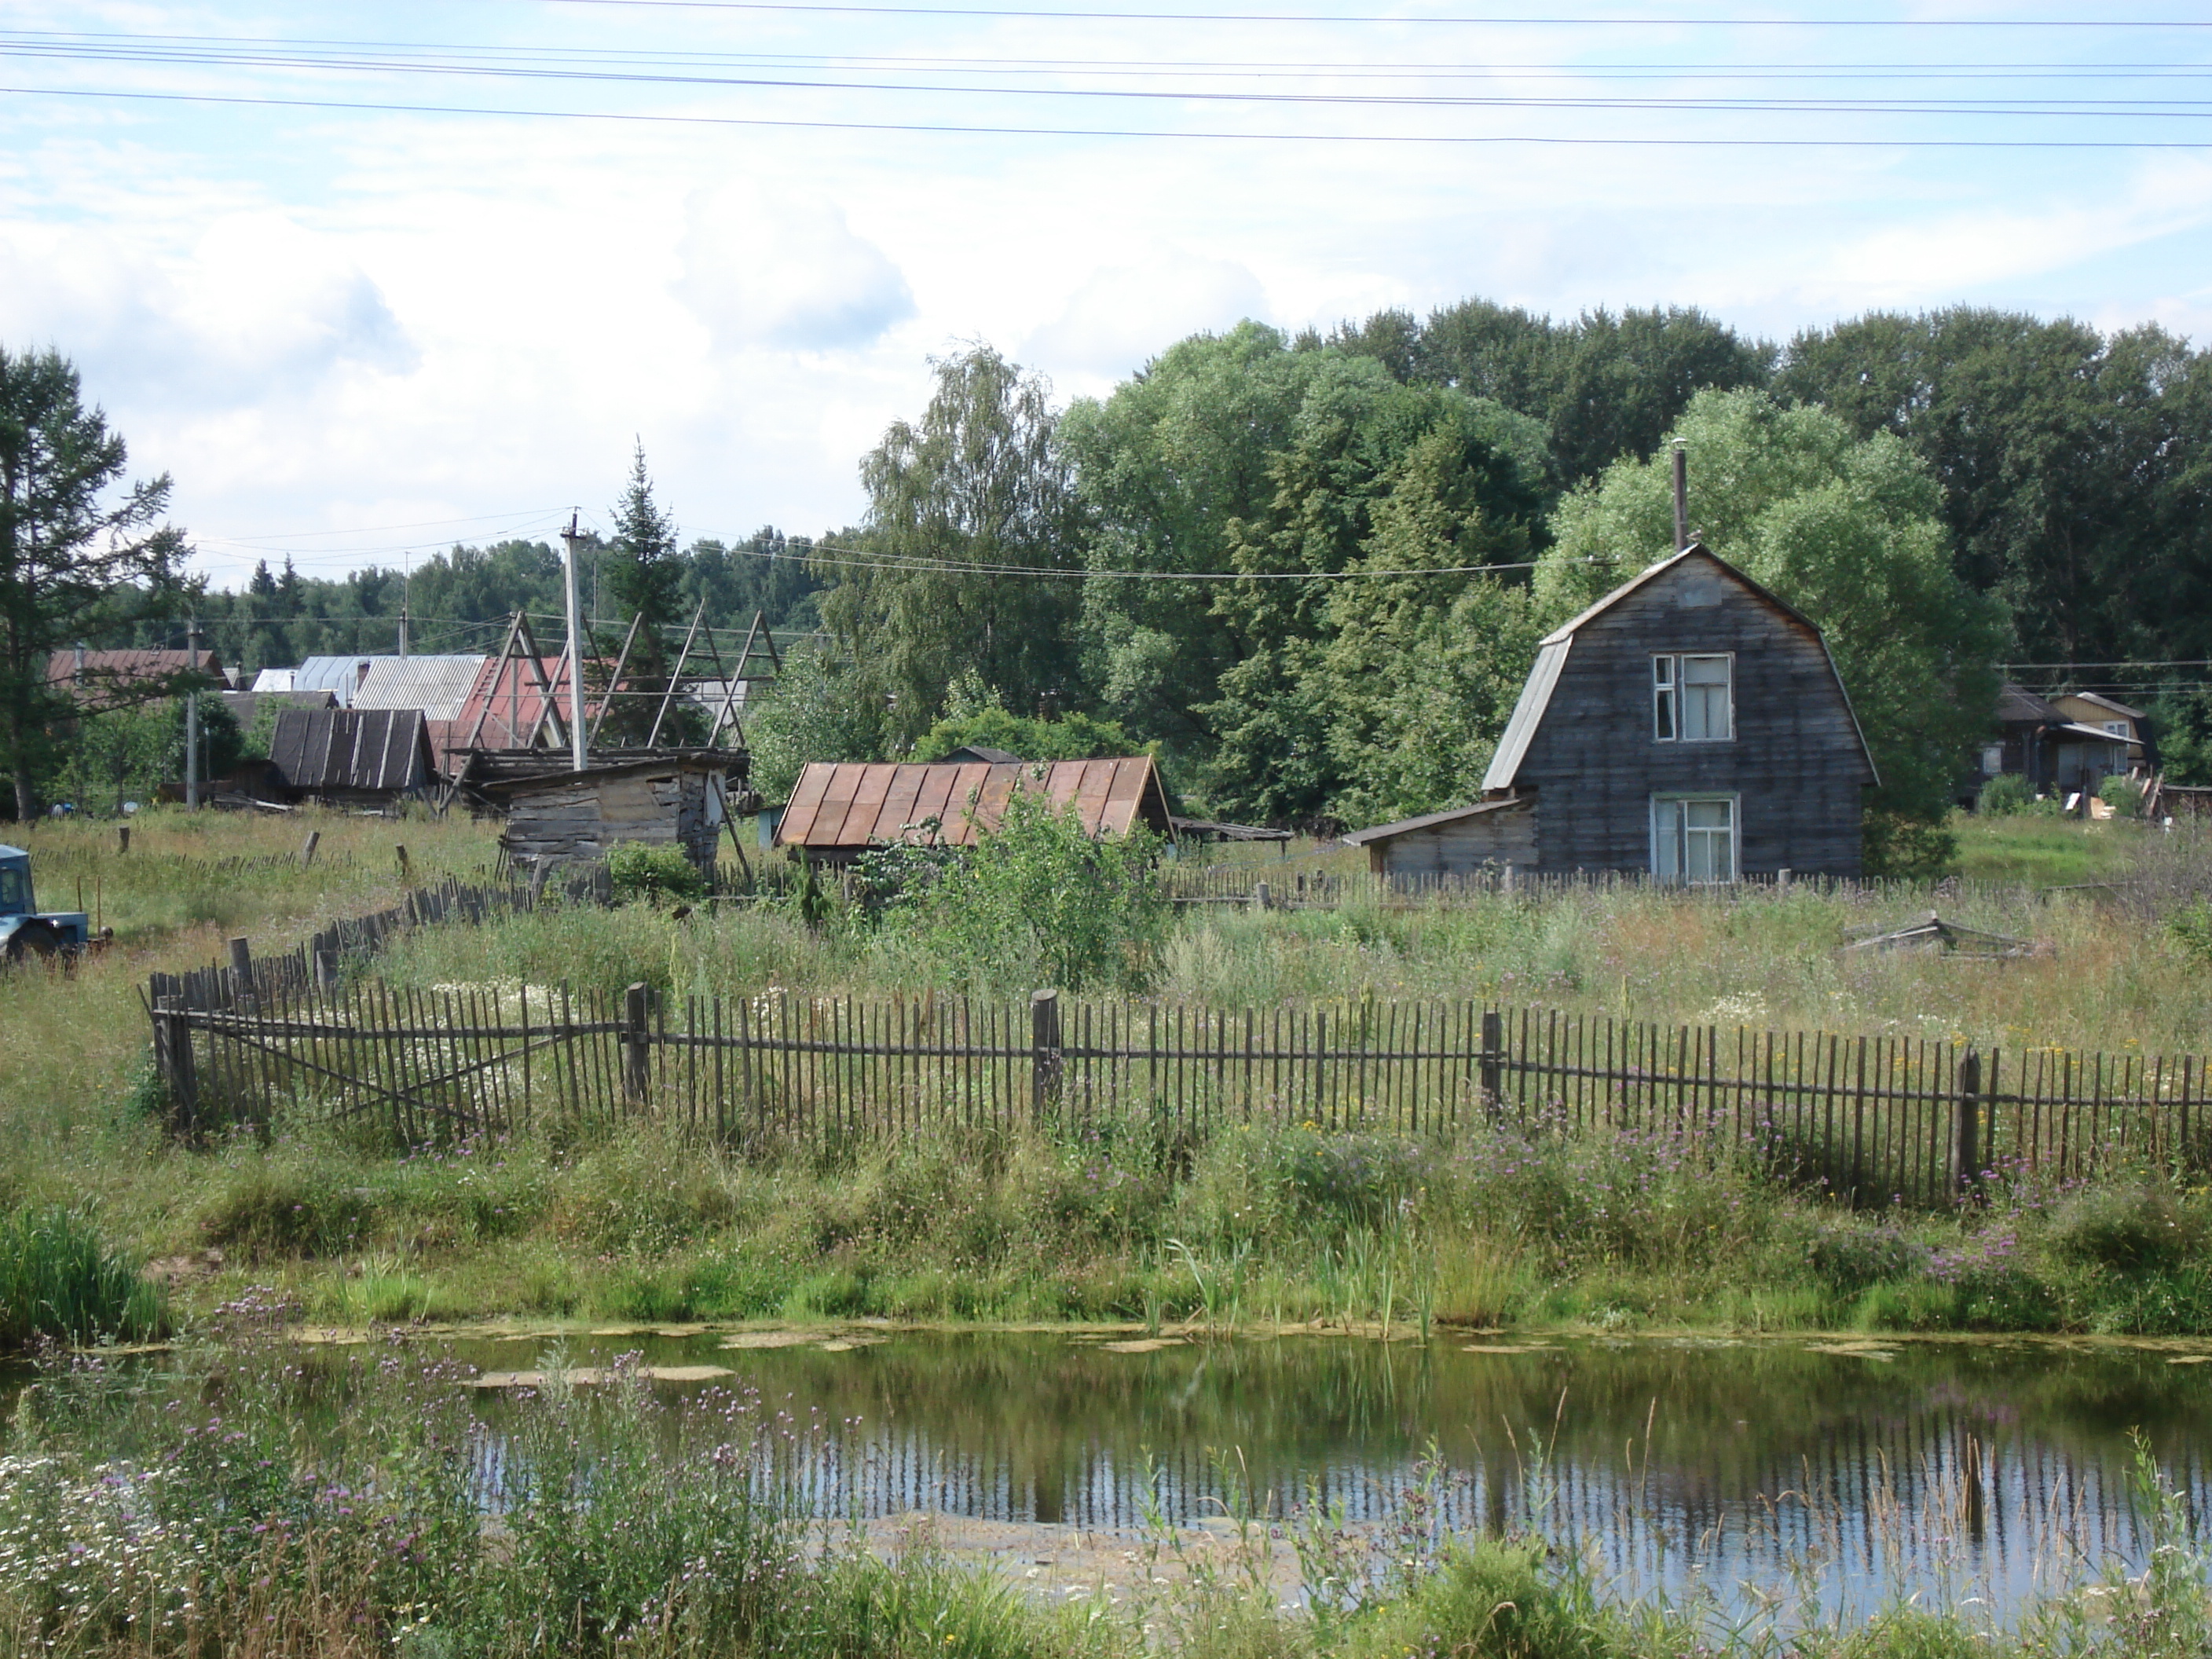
[775,757,1174,851]
[270,708,434,794]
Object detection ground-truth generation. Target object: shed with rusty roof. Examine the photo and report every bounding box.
[774,756,1174,864]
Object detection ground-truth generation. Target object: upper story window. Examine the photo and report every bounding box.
[2102,720,2130,738]
[1653,654,1733,742]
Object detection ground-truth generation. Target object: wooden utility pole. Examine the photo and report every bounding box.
[558,512,588,772]
[184,618,202,809]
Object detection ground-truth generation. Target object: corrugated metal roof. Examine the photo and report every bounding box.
[251,668,297,692]
[449,655,596,749]
[775,757,1173,850]
[45,649,226,701]
[269,709,433,794]
[352,656,487,720]
[294,656,392,705]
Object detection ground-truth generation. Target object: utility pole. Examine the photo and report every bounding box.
[1672,439,1690,552]
[398,556,411,657]
[397,603,410,657]
[184,618,202,809]
[558,512,588,772]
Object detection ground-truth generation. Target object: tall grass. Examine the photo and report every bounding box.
[0,1207,163,1347]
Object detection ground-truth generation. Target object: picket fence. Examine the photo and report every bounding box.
[143,969,2209,1206]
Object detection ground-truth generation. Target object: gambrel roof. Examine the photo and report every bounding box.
[1483,544,1877,793]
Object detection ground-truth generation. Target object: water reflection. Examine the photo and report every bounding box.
[445,1330,2212,1620]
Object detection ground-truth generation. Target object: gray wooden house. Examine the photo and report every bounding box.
[1345,545,1877,881]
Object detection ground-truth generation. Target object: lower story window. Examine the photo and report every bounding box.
[1652,795,1737,883]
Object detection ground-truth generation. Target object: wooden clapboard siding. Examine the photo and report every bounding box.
[1500,548,1873,877]
[1348,798,1537,876]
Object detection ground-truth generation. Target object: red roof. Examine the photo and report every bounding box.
[45,648,227,706]
[447,655,605,751]
[775,757,1173,851]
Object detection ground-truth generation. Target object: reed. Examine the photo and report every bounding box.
[0,1206,163,1348]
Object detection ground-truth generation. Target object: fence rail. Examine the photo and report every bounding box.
[1155,863,2103,909]
[144,973,2210,1203]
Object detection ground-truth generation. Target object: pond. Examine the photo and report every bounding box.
[423,1324,2212,1621]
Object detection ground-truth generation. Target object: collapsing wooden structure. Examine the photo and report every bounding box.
[455,751,750,881]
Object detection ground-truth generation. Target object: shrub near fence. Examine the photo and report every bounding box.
[145,973,2212,1207]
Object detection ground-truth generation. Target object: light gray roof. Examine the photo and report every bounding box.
[294,655,391,705]
[1482,638,1572,794]
[1342,794,1532,846]
[352,656,486,720]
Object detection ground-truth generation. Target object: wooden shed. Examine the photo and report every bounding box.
[463,753,739,879]
[269,708,438,808]
[1350,544,1877,881]
[775,756,1174,864]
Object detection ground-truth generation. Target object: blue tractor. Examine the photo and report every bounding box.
[0,844,93,962]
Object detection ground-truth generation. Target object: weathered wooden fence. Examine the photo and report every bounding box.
[143,980,2210,1204]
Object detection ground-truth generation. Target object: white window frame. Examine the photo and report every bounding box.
[1651,652,1734,742]
[1650,793,1740,884]
[2102,720,2130,738]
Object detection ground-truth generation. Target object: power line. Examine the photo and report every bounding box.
[743,540,1612,578]
[16,80,2212,145]
[516,2,2212,27]
[21,42,2212,116]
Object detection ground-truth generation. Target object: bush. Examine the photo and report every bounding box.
[873,789,1166,992]
[606,843,708,905]
[0,1207,164,1347]
[2099,773,2145,819]
[1805,1221,1931,1292]
[1976,773,2034,816]
[2045,1183,2204,1273]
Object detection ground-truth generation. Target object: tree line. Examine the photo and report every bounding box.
[9,297,2212,863]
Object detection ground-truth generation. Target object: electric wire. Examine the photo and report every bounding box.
[15,80,2212,145]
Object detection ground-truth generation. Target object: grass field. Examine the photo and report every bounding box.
[5,806,2212,1340]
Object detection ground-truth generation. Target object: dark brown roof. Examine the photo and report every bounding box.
[464,750,741,800]
[270,709,434,794]
[1997,683,2062,726]
[776,757,1173,850]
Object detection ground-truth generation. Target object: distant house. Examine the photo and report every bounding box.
[1345,545,1877,881]
[775,756,1174,865]
[268,708,438,808]
[45,646,229,710]
[1973,684,2136,802]
[292,655,389,707]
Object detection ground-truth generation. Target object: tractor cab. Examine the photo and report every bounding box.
[0,844,92,961]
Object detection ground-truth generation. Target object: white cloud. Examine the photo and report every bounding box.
[1023,248,1268,379]
[678,182,914,353]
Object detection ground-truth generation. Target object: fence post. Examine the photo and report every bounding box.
[1481,1009,1503,1121]
[623,982,652,1105]
[1254,881,1271,913]
[299,830,320,868]
[1031,989,1064,1124]
[156,996,198,1135]
[1956,1050,1983,1202]
[395,844,411,884]
[117,825,130,855]
[228,936,255,1012]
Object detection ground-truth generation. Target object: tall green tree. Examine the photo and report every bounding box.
[1534,388,2008,868]
[1338,301,1774,485]
[821,346,1088,749]
[601,444,695,742]
[1775,309,2210,668]
[1201,361,1553,825]
[1060,322,1337,757]
[0,348,189,818]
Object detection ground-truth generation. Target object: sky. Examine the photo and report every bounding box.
[5,2,2212,596]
